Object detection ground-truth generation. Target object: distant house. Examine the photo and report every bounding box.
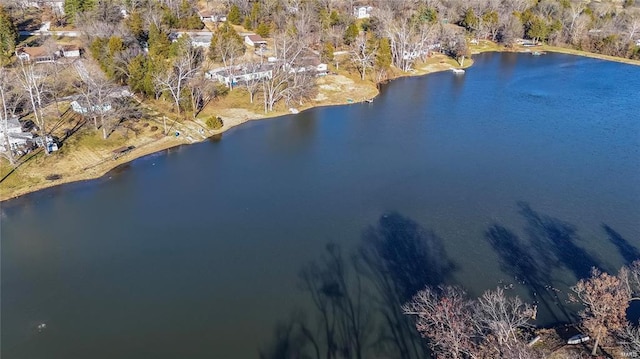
[199,10,226,22]
[60,45,80,58]
[191,35,212,48]
[245,34,267,47]
[0,117,34,152]
[316,63,328,76]
[16,47,56,63]
[206,65,273,87]
[353,6,372,19]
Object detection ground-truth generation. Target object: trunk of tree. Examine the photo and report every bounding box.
[592,331,601,355]
[0,86,16,165]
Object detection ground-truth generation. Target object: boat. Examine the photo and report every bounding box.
[451,68,465,74]
[365,98,374,103]
[567,334,590,345]
[532,51,543,56]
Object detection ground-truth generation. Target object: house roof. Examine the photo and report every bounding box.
[191,35,212,43]
[61,44,79,52]
[18,46,52,58]
[246,34,266,43]
[6,118,21,130]
[198,10,214,17]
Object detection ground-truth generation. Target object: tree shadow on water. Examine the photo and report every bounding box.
[602,224,640,265]
[518,202,600,280]
[260,212,453,359]
[359,212,456,303]
[484,224,574,323]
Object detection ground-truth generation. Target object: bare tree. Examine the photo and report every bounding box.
[572,268,630,355]
[350,33,378,80]
[74,60,124,139]
[155,42,202,115]
[17,61,50,154]
[243,61,264,104]
[619,323,640,354]
[403,286,479,359]
[260,30,315,112]
[0,67,16,164]
[476,287,535,351]
[187,75,217,118]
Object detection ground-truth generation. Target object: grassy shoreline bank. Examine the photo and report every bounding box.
[1,46,638,202]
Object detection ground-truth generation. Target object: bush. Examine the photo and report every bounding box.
[205,116,224,130]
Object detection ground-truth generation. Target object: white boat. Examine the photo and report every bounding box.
[567,334,590,345]
[451,68,465,74]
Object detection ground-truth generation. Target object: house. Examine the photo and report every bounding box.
[636,39,640,47]
[245,34,267,47]
[353,6,373,19]
[199,10,226,22]
[70,100,112,114]
[60,45,80,58]
[16,47,56,63]
[191,35,212,48]
[0,117,34,152]
[206,65,273,87]
[316,63,328,76]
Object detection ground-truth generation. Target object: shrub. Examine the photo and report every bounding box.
[205,116,224,130]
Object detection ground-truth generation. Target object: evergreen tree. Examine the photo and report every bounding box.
[0,6,18,65]
[64,0,95,22]
[256,23,270,38]
[344,22,359,45]
[209,21,245,63]
[243,17,252,30]
[376,37,392,70]
[321,41,334,62]
[249,2,260,29]
[227,4,241,25]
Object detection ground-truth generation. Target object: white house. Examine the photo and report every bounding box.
[353,6,372,19]
[206,65,273,87]
[191,35,212,48]
[316,63,328,76]
[70,100,112,114]
[60,45,80,58]
[0,117,34,152]
[245,34,267,47]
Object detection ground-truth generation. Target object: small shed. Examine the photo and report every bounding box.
[245,34,267,47]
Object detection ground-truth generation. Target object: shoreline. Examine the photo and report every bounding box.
[1,47,638,202]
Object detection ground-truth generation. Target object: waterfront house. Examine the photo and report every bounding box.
[245,34,267,47]
[206,65,273,87]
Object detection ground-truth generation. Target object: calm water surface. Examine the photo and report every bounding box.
[2,53,640,358]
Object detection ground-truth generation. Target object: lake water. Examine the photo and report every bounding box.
[2,53,640,358]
